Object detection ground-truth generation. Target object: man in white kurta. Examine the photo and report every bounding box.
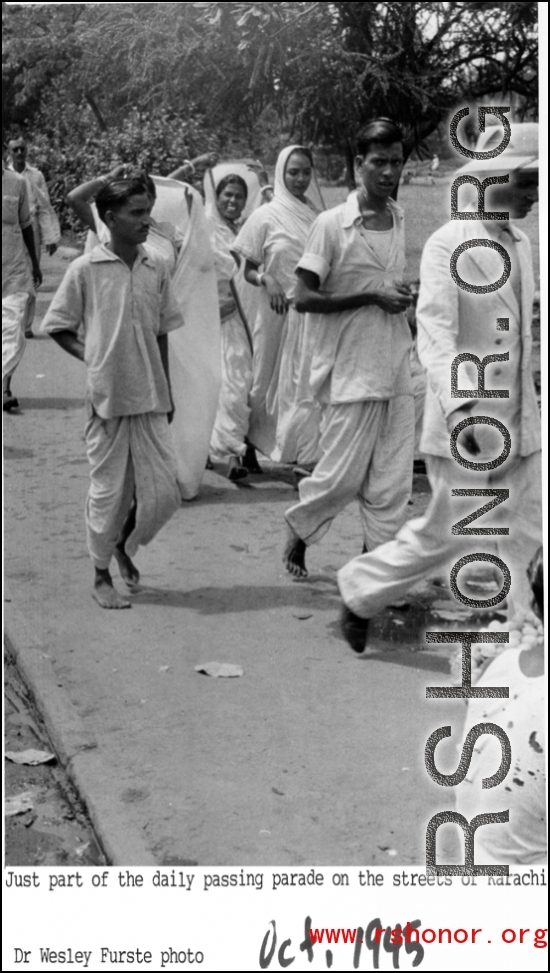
[9,136,60,335]
[284,121,415,578]
[2,157,42,409]
[338,137,541,647]
[42,182,185,609]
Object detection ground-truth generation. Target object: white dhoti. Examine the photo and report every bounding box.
[338,450,542,617]
[247,301,285,459]
[2,292,28,380]
[25,217,42,331]
[286,396,415,548]
[85,411,181,570]
[210,311,253,461]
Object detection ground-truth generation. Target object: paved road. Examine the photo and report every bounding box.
[4,250,472,866]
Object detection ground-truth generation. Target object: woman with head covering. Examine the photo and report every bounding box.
[231,146,322,471]
[204,166,264,480]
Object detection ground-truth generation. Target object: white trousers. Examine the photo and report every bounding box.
[85,411,181,570]
[338,451,542,617]
[286,396,415,549]
[275,306,322,467]
[210,311,253,462]
[411,356,427,460]
[2,292,28,381]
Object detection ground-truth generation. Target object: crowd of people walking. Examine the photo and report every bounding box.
[2,114,545,864]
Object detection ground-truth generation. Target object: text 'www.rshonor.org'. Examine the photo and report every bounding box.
[259,917,548,969]
[307,925,547,948]
[424,105,523,877]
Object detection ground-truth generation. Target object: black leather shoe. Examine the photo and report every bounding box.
[3,392,18,412]
[243,444,263,474]
[340,604,370,654]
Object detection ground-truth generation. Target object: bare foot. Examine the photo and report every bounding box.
[114,546,141,588]
[92,579,131,610]
[283,524,308,578]
[228,456,248,481]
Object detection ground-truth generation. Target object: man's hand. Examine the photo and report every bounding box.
[192,152,218,170]
[106,164,130,182]
[447,405,481,456]
[375,282,413,315]
[263,274,288,315]
[50,330,85,362]
[46,243,58,256]
[32,265,43,288]
[246,159,270,187]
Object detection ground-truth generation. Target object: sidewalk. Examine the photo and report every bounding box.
[4,251,464,866]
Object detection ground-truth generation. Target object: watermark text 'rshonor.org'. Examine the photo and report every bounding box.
[425,106,518,877]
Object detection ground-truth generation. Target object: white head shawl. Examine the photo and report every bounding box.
[204,162,261,224]
[203,163,262,285]
[271,144,321,235]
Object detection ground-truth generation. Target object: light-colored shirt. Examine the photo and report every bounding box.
[42,244,184,419]
[2,167,33,296]
[296,192,413,403]
[456,649,546,865]
[416,216,537,459]
[484,227,522,436]
[10,162,60,247]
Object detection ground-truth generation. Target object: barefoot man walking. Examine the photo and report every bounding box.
[42,177,184,609]
[283,119,415,582]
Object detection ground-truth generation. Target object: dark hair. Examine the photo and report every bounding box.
[95,177,150,225]
[357,118,404,158]
[128,168,156,200]
[527,546,544,622]
[216,174,248,200]
[285,146,313,167]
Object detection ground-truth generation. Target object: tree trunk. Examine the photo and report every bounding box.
[344,142,356,190]
[85,92,108,132]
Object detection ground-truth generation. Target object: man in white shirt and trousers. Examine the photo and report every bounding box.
[283,118,415,582]
[8,134,61,336]
[337,122,541,652]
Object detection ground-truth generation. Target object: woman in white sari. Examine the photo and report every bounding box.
[65,167,221,500]
[231,146,322,472]
[205,165,266,479]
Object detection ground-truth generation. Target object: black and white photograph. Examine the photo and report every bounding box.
[3,2,546,969]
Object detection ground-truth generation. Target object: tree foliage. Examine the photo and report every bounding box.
[3,0,538,179]
[191,1,538,166]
